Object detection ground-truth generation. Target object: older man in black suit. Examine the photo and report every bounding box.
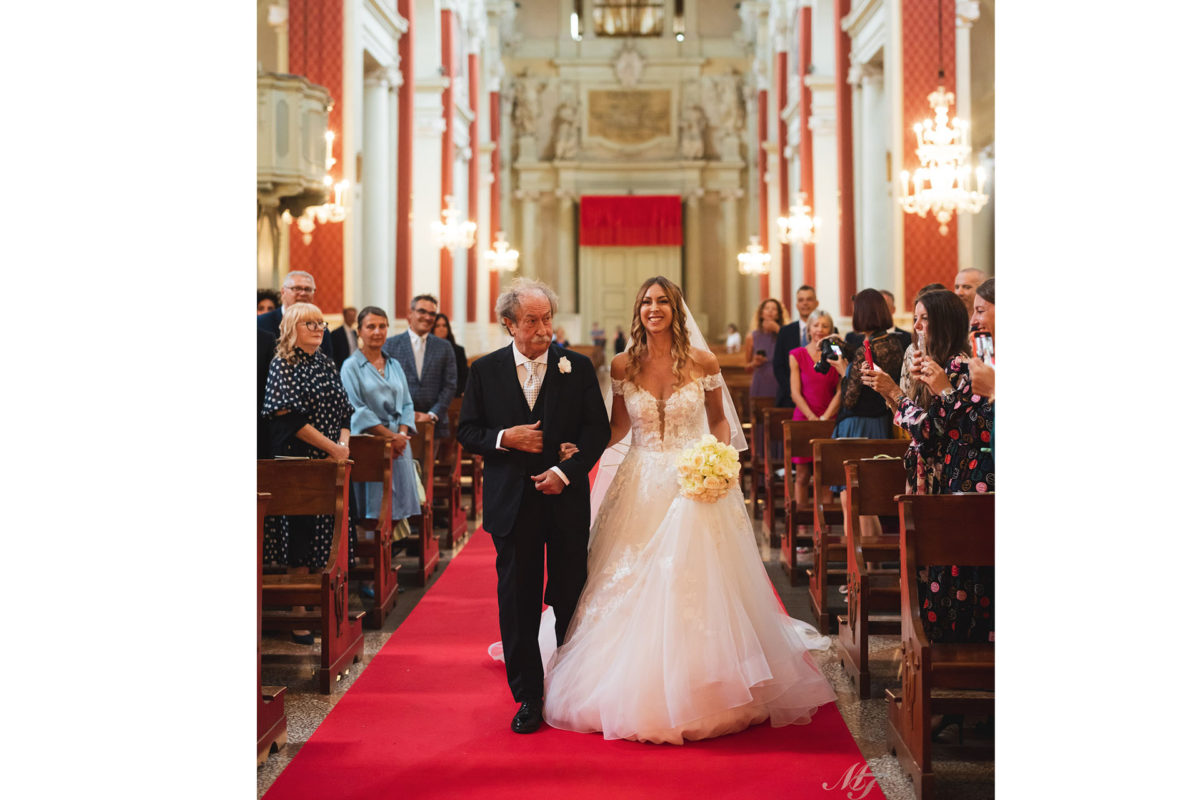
[382,294,457,440]
[457,278,609,735]
[256,270,334,358]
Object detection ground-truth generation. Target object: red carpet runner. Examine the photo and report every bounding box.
[264,532,885,799]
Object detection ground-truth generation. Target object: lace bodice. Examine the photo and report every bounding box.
[612,373,724,451]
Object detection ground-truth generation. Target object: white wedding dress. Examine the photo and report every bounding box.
[538,374,837,744]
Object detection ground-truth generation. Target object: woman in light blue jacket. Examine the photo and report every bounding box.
[341,306,422,540]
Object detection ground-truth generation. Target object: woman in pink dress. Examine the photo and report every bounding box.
[787,310,842,510]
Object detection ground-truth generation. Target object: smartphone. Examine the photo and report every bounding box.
[755,349,767,357]
[916,329,926,354]
[863,338,875,370]
[971,330,995,367]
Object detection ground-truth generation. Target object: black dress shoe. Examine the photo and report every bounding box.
[511,701,543,734]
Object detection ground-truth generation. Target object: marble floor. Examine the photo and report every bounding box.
[258,509,994,799]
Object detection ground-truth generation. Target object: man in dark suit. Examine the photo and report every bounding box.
[330,306,358,370]
[457,278,610,735]
[256,270,334,358]
[880,289,913,350]
[381,294,457,440]
[772,285,819,408]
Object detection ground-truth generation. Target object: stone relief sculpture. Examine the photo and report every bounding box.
[553,99,580,160]
[701,75,746,162]
[613,42,644,88]
[679,106,706,160]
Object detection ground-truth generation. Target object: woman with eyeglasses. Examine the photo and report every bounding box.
[261,302,354,644]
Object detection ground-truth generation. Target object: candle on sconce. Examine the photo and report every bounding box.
[324,130,335,169]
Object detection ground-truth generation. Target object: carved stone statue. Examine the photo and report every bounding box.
[679,106,706,160]
[553,100,580,160]
[512,79,540,138]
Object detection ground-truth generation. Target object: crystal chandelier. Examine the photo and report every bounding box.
[432,196,477,251]
[898,0,989,236]
[737,236,771,276]
[484,231,520,272]
[281,130,348,245]
[777,192,819,245]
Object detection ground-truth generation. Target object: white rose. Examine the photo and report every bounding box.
[558,356,572,374]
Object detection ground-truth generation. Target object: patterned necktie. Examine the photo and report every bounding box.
[523,360,541,410]
[414,335,425,380]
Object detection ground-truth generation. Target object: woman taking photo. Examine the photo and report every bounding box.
[744,297,787,402]
[786,309,841,509]
[340,306,423,589]
[860,288,993,649]
[826,289,905,439]
[432,312,469,397]
[968,278,995,400]
[261,302,354,644]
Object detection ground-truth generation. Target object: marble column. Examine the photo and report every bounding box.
[956,0,980,271]
[684,189,704,306]
[858,63,890,294]
[555,190,576,312]
[721,188,744,337]
[362,68,398,314]
[806,73,840,315]
[411,83,447,300]
[519,189,540,283]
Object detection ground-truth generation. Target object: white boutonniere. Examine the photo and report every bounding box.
[558,356,572,374]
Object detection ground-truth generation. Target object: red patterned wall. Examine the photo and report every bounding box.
[287,0,344,313]
[902,0,957,304]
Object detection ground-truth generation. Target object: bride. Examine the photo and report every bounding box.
[540,276,836,744]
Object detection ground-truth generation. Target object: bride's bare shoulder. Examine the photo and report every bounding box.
[689,347,719,375]
[611,352,628,380]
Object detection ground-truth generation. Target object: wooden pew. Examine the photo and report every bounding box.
[808,438,910,633]
[347,434,400,629]
[760,406,793,546]
[257,492,287,764]
[886,493,995,800]
[434,397,468,550]
[258,459,365,694]
[407,419,440,585]
[835,457,907,698]
[746,396,775,521]
[779,419,837,584]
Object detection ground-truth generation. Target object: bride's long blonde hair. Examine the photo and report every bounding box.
[624,276,692,386]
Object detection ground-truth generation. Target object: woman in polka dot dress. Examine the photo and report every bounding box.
[861,289,993,646]
[261,303,354,641]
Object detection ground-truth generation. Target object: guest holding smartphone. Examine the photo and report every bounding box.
[787,310,842,509]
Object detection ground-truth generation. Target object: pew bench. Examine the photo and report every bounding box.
[347,434,400,629]
[407,419,440,585]
[808,438,909,633]
[835,457,907,699]
[886,493,995,800]
[257,492,287,764]
[760,406,793,546]
[779,419,837,584]
[258,459,365,694]
[434,397,468,550]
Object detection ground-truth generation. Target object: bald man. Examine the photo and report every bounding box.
[954,268,986,311]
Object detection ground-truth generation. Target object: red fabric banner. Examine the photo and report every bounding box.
[579,195,682,246]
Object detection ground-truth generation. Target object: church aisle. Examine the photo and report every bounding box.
[259,517,992,799]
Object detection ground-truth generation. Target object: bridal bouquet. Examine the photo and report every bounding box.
[676,434,740,503]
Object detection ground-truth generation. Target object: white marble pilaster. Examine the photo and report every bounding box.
[721,188,744,337]
[362,69,397,312]
[685,189,703,306]
[806,73,840,308]
[556,190,577,312]
[412,80,448,300]
[857,64,890,294]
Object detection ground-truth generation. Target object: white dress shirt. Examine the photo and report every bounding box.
[495,342,568,486]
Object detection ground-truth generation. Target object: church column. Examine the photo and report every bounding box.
[363,67,400,314]
[440,7,457,308]
[757,85,770,303]
[956,0,980,271]
[556,190,576,312]
[777,45,791,301]
[834,0,857,316]
[395,0,414,315]
[489,86,501,322]
[721,188,744,336]
[798,4,815,288]
[685,189,703,306]
[467,46,481,322]
[857,63,890,294]
[518,189,540,283]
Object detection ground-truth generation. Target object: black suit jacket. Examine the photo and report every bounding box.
[457,344,610,539]
[330,325,355,370]
[257,306,334,358]
[772,320,802,408]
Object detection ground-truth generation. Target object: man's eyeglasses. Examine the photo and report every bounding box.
[285,285,315,294]
[303,321,329,332]
[412,308,437,318]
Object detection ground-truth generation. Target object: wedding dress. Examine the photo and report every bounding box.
[538,373,837,744]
